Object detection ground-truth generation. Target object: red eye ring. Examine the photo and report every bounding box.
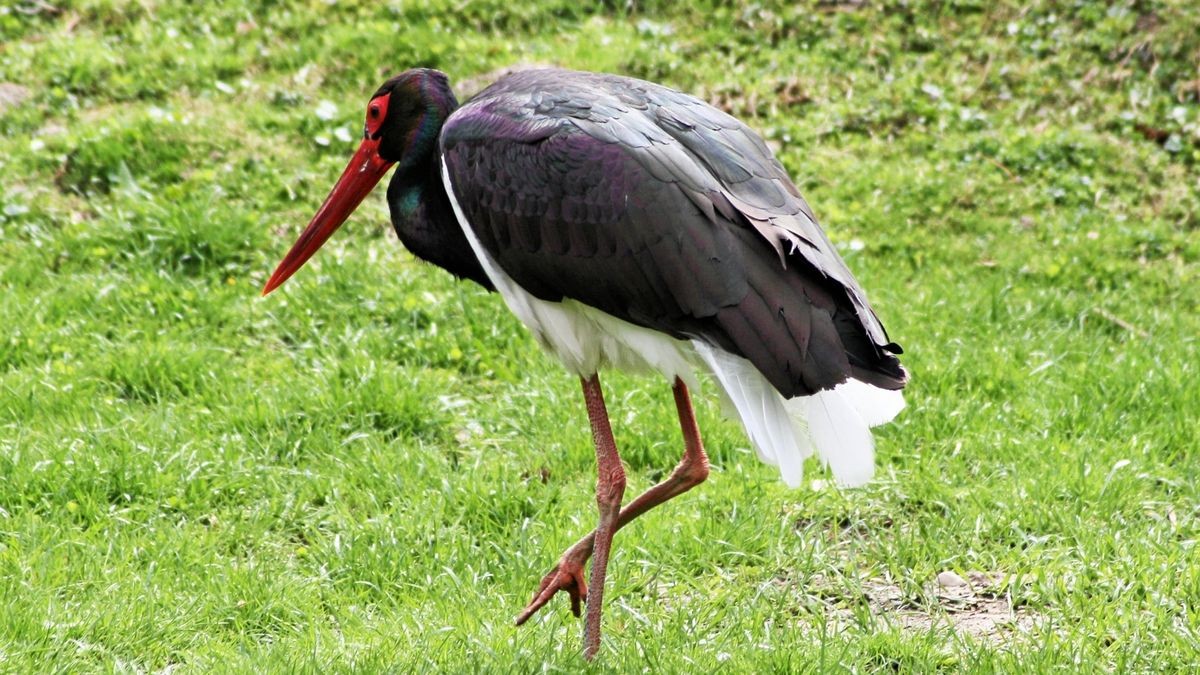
[365,94,389,138]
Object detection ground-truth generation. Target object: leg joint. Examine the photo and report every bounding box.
[684,457,710,485]
[595,465,626,509]
[670,454,709,488]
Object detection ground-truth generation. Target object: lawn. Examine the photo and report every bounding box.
[1,0,1198,671]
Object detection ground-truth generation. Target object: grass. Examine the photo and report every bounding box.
[2,0,1198,671]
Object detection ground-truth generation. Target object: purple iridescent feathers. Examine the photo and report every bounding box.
[431,68,905,397]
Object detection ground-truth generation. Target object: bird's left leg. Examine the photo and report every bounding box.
[572,373,626,659]
[513,376,628,655]
[516,378,709,630]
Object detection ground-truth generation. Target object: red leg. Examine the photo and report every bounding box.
[579,374,626,659]
[516,378,710,650]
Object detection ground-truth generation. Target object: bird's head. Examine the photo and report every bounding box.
[262,69,457,295]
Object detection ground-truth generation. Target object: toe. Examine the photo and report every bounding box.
[515,564,590,625]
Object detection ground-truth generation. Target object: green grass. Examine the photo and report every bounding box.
[2,0,1198,671]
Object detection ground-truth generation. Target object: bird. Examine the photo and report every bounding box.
[262,67,907,659]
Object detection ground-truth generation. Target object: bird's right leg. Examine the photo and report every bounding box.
[515,378,710,630]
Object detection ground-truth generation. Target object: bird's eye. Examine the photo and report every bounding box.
[364,95,389,138]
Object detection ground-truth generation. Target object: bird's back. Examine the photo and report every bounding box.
[441,68,905,398]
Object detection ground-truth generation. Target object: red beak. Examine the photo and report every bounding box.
[262,138,395,296]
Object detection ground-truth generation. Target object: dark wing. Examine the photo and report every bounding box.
[441,69,905,396]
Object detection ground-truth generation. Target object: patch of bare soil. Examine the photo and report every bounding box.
[0,83,31,113]
[810,570,1042,642]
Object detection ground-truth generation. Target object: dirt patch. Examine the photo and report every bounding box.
[688,75,815,122]
[805,570,1042,642]
[0,83,31,113]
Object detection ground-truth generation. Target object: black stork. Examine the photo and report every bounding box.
[263,68,907,659]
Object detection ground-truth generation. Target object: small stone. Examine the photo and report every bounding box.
[937,570,968,588]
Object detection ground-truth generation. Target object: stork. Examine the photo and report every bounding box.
[263,68,907,659]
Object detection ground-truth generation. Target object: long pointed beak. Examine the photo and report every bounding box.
[262,138,395,296]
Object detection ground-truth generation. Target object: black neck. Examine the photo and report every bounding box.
[387,153,494,291]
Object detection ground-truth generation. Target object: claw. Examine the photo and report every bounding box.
[515,559,589,625]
